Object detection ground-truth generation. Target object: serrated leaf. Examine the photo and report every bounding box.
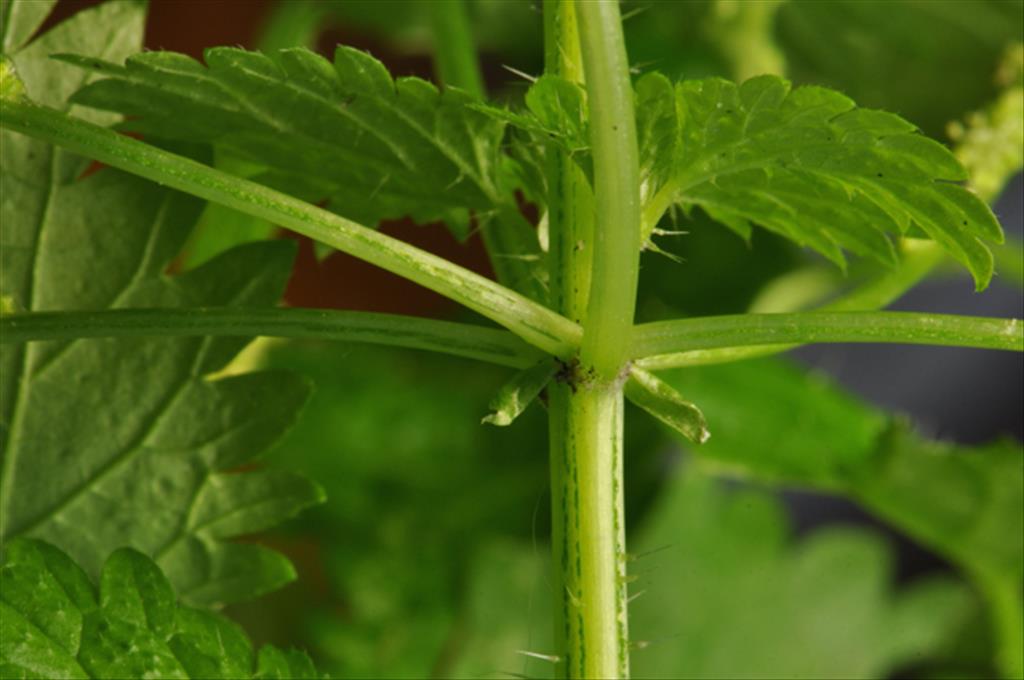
[631,469,973,679]
[0,539,323,679]
[0,5,322,606]
[637,74,1004,289]
[64,45,509,240]
[482,358,555,426]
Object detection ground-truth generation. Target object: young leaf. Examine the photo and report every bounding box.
[0,539,323,679]
[624,368,709,445]
[482,358,556,426]
[0,2,322,606]
[631,469,973,680]
[63,45,509,240]
[637,74,1004,289]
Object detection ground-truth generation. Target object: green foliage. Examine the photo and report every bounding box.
[62,45,509,240]
[0,538,322,679]
[0,2,322,606]
[657,358,1023,578]
[0,1,1020,678]
[655,357,1023,677]
[634,73,1003,289]
[630,469,973,679]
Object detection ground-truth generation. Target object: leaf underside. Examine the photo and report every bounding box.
[0,1,322,606]
[635,73,1003,289]
[0,538,321,679]
[63,45,508,239]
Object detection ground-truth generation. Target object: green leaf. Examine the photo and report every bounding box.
[853,426,1024,585]
[653,357,1023,673]
[0,4,322,606]
[656,358,1023,580]
[637,74,1004,289]
[630,468,973,679]
[0,539,323,679]
[657,358,887,487]
[64,45,509,240]
[482,358,556,426]
[0,0,57,54]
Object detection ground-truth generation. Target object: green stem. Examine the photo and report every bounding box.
[548,385,629,679]
[428,0,485,99]
[632,311,1023,368]
[576,0,641,382]
[542,3,637,678]
[544,3,598,677]
[0,308,541,368]
[0,97,581,357]
[691,239,947,367]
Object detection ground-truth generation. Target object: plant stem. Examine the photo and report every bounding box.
[0,98,581,357]
[545,2,636,678]
[652,239,948,367]
[632,311,1024,368]
[576,0,641,382]
[428,0,485,99]
[0,308,541,368]
[428,1,547,302]
[548,385,629,679]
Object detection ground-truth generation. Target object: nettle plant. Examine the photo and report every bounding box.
[1,1,1022,679]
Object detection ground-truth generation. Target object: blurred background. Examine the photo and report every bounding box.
[42,1,1023,678]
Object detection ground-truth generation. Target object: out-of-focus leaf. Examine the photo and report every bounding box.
[446,540,554,680]
[630,469,973,679]
[654,357,1023,675]
[0,0,56,53]
[706,0,787,81]
[948,43,1024,204]
[0,1,322,606]
[660,358,887,487]
[853,426,1023,585]
[778,0,1023,138]
[0,539,323,679]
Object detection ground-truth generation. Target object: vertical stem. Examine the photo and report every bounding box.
[545,1,637,678]
[428,0,485,99]
[576,0,641,382]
